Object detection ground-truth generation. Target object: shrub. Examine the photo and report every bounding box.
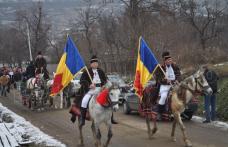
[217,79,228,121]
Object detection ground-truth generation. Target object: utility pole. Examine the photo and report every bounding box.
[27,22,33,61]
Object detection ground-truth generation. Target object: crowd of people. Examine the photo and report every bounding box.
[0,66,23,97]
[0,51,49,97]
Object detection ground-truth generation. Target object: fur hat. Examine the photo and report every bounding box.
[38,51,42,55]
[90,55,98,63]
[162,51,171,60]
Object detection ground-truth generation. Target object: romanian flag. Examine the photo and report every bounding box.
[50,36,86,96]
[134,37,159,99]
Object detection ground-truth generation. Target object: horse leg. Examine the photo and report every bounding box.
[78,122,84,146]
[145,115,152,139]
[67,94,71,108]
[176,113,192,147]
[171,114,177,142]
[94,123,102,147]
[104,121,113,147]
[151,116,158,136]
[91,121,98,147]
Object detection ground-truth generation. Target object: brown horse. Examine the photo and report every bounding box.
[142,68,212,147]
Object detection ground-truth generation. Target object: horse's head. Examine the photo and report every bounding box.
[190,68,213,95]
[106,81,121,111]
[35,73,45,87]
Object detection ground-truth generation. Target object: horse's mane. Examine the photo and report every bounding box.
[181,68,195,80]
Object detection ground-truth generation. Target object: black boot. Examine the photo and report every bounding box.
[79,107,87,127]
[70,114,76,123]
[157,104,165,121]
[111,113,118,124]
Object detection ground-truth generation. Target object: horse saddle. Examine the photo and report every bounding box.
[69,104,91,121]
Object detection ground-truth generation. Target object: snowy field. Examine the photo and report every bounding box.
[0,103,66,147]
[192,116,228,131]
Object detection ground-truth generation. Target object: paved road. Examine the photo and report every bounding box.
[0,91,228,147]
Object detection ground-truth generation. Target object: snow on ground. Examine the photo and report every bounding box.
[0,103,66,147]
[192,116,228,131]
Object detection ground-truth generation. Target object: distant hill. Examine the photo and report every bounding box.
[0,0,122,32]
[0,0,226,33]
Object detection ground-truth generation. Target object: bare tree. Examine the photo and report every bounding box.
[0,26,28,65]
[178,0,225,52]
[15,1,51,59]
[73,0,103,56]
[98,13,119,72]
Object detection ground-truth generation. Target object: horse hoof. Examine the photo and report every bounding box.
[152,128,157,135]
[78,140,84,147]
[94,142,98,147]
[185,140,192,147]
[77,143,84,147]
[148,132,155,140]
[149,135,154,140]
[171,137,176,142]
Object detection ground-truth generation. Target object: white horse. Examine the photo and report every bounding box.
[26,73,44,90]
[78,81,121,147]
[26,73,46,109]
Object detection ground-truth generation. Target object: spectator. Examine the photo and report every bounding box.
[14,68,22,90]
[6,67,15,93]
[0,71,10,97]
[203,65,219,123]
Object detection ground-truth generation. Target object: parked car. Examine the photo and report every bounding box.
[107,74,129,104]
[107,74,128,87]
[122,89,198,120]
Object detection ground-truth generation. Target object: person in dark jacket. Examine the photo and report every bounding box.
[79,55,107,126]
[202,65,219,123]
[0,68,3,77]
[14,68,22,82]
[34,51,49,80]
[155,51,181,120]
[79,55,108,126]
[25,61,36,79]
[13,68,22,89]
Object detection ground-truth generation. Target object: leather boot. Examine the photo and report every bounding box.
[157,104,165,121]
[79,107,87,127]
[70,114,76,123]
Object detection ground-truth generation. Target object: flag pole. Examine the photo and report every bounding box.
[158,64,166,77]
[85,66,93,83]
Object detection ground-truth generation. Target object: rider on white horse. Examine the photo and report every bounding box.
[79,55,107,126]
[155,51,181,120]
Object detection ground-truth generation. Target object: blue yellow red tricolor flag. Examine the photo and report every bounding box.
[134,36,159,99]
[50,36,86,96]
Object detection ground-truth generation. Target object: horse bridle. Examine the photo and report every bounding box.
[194,76,210,95]
[181,77,205,96]
[102,89,119,109]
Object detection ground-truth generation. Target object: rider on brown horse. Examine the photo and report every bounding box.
[155,51,181,120]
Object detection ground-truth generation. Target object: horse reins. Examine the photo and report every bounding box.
[101,90,119,109]
[181,77,205,97]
